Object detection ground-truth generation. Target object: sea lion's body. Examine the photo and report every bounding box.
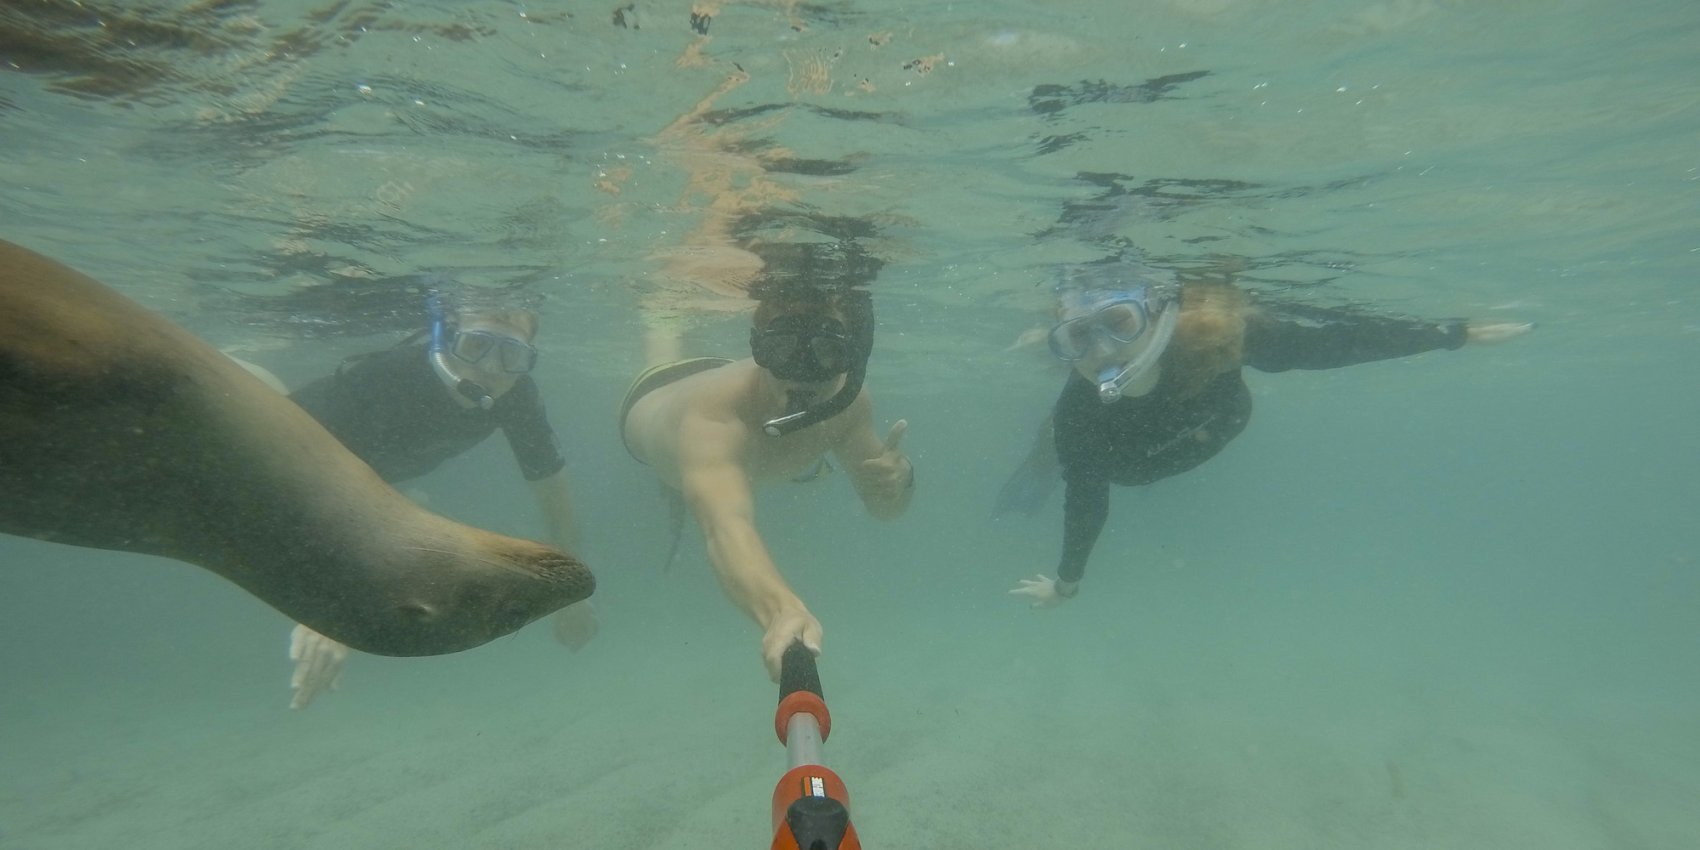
[0,239,592,655]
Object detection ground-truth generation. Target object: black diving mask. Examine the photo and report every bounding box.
[750,314,855,382]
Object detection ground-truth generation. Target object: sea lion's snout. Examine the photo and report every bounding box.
[523,551,596,595]
[358,549,593,656]
[534,552,580,582]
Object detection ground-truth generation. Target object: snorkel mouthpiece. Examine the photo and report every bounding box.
[761,362,866,438]
[763,390,820,437]
[439,361,495,410]
[1097,367,1127,403]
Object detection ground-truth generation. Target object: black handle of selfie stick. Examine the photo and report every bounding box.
[779,641,822,702]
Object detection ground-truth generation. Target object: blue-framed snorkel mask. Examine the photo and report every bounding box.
[426,293,498,410]
[1050,285,1179,403]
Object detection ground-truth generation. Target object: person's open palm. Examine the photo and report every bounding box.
[1009,574,1065,609]
[288,624,350,710]
[1466,322,1534,345]
[551,600,599,651]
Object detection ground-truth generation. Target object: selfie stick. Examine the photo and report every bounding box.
[770,641,861,850]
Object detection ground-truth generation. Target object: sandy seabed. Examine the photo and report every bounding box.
[3,575,1695,850]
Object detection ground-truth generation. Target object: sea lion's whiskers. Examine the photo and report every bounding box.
[401,539,577,583]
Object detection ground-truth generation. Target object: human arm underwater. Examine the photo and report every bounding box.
[1009,368,1128,609]
[1009,473,1108,608]
[1243,300,1532,372]
[527,467,578,551]
[502,381,599,650]
[528,468,600,651]
[679,416,822,682]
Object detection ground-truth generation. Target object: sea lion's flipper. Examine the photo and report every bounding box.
[993,415,1061,518]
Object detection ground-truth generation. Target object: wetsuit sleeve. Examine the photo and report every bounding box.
[1051,375,1115,584]
[1243,300,1468,372]
[1058,475,1111,584]
[499,377,567,481]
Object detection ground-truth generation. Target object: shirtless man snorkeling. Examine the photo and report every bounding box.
[619,281,914,679]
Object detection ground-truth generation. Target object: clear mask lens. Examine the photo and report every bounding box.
[451,330,537,373]
[806,334,852,372]
[1047,299,1152,361]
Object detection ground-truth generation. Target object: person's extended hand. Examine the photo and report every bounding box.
[1465,322,1534,345]
[760,606,822,682]
[551,600,599,651]
[1009,574,1071,609]
[288,624,350,710]
[858,419,913,503]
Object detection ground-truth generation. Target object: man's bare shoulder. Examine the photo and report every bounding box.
[670,361,760,458]
[626,359,754,471]
[674,359,758,422]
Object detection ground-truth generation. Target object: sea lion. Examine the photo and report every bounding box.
[0,238,593,656]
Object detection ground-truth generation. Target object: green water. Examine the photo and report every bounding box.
[2,1,1696,847]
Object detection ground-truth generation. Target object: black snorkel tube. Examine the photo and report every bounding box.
[760,360,867,437]
[425,292,495,411]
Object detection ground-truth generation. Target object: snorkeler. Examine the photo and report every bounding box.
[620,279,914,680]
[274,298,592,708]
[1000,259,1533,607]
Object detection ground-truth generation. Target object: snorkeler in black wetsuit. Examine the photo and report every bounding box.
[289,340,564,485]
[1002,261,1533,607]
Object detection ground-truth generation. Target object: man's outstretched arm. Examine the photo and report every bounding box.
[679,420,821,680]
